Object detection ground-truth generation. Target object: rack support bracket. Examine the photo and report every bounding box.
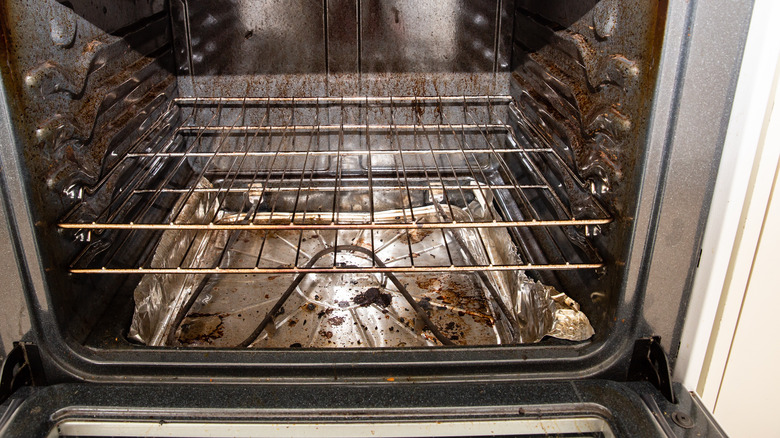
[0,342,47,404]
[627,336,676,404]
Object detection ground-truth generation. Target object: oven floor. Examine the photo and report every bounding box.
[173,228,504,348]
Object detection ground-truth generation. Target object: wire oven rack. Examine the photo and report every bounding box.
[60,95,611,274]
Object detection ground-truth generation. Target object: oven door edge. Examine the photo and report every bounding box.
[1,379,726,438]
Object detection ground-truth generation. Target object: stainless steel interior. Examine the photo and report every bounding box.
[0,0,669,352]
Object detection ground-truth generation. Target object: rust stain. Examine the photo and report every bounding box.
[328,315,345,326]
[406,228,433,244]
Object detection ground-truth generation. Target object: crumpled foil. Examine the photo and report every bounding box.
[129,180,594,346]
[515,271,595,342]
[442,192,594,343]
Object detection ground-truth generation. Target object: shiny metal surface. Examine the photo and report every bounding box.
[172,0,514,98]
[173,0,512,76]
[359,0,501,73]
[172,0,327,76]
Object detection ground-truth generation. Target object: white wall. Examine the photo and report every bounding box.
[712,151,780,435]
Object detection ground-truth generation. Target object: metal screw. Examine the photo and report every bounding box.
[671,411,695,429]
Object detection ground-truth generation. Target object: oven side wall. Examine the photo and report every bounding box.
[0,0,179,345]
[507,0,668,339]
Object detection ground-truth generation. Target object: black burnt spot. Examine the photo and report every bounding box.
[317,308,335,318]
[353,287,392,308]
[418,297,433,311]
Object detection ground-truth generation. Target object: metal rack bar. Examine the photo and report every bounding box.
[434,98,500,268]
[330,98,345,267]
[362,98,377,263]
[409,98,457,267]
[389,98,421,268]
[471,99,572,264]
[298,104,327,265]
[71,263,604,274]
[175,124,508,134]
[204,97,266,271]
[175,95,512,105]
[476,98,574,263]
[61,220,611,231]
[66,101,214,269]
[291,103,321,267]
[102,103,222,226]
[129,184,543,194]
[255,100,299,268]
[126,148,550,158]
[169,100,249,224]
[74,99,182,200]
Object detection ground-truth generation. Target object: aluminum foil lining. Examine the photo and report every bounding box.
[438,194,595,343]
[129,179,594,346]
[128,179,227,345]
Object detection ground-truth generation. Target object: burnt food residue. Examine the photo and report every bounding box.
[353,287,392,308]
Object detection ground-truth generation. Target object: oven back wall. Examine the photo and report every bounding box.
[171,0,515,98]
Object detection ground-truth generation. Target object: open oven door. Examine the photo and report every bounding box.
[0,378,725,438]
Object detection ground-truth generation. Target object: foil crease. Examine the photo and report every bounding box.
[128,178,227,345]
[129,182,594,346]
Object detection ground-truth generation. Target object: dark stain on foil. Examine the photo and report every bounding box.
[178,313,227,344]
[353,287,392,308]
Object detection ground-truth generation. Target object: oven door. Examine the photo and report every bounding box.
[0,380,725,438]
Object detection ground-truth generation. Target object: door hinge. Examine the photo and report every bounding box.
[627,336,676,404]
[0,342,47,404]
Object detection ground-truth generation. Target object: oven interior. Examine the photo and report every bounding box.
[0,0,667,353]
